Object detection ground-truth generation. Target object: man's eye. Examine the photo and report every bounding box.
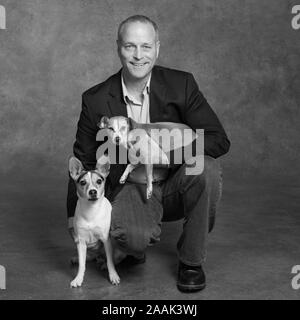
[97,179,102,184]
[108,127,115,132]
[143,46,151,49]
[79,180,86,186]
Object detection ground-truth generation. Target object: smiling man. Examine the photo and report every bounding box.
[67,15,230,293]
[117,18,159,89]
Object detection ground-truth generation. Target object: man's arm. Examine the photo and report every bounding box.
[184,73,230,158]
[67,94,100,221]
[73,95,100,169]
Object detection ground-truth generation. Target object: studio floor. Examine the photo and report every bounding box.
[0,171,299,300]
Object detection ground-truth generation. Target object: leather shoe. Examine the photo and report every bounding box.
[177,261,206,292]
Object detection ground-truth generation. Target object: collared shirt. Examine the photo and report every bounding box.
[121,74,151,124]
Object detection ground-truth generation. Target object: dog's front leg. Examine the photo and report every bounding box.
[103,238,120,285]
[70,241,87,288]
[119,164,136,184]
[145,164,153,199]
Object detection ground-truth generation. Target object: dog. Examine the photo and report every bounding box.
[68,155,120,287]
[98,116,198,199]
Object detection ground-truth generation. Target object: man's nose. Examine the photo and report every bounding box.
[133,47,142,60]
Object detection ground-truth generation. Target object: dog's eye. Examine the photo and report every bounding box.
[79,180,86,186]
[97,179,102,184]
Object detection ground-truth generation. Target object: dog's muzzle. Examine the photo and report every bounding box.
[88,189,98,201]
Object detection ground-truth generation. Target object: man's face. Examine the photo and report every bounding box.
[117,21,160,82]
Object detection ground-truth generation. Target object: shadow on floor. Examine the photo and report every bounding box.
[0,172,299,299]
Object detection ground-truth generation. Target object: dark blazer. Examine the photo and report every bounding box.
[67,65,230,217]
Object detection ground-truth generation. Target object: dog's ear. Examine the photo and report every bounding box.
[98,116,109,129]
[69,157,84,181]
[96,154,110,178]
[127,134,140,149]
[128,117,138,131]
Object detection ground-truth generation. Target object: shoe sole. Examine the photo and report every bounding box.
[177,282,206,293]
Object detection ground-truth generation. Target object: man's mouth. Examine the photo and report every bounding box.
[130,62,148,67]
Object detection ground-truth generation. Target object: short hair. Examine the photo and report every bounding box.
[117,15,159,42]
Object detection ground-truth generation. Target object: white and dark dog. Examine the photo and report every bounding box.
[98,116,198,199]
[68,156,120,287]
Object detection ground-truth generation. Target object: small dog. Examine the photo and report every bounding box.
[98,116,197,199]
[68,155,120,287]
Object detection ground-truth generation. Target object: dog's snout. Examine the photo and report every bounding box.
[89,189,97,196]
[114,136,120,144]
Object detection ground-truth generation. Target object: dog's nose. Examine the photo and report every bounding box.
[114,136,120,144]
[89,189,97,197]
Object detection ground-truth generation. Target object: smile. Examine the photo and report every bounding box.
[130,62,148,67]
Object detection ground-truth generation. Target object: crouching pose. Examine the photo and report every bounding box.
[67,15,230,292]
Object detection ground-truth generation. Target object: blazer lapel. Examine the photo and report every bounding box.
[107,69,128,117]
[149,66,167,122]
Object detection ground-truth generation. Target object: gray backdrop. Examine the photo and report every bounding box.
[0,0,299,179]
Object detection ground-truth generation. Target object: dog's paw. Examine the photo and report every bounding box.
[119,176,127,184]
[70,276,84,288]
[109,270,120,285]
[146,188,153,199]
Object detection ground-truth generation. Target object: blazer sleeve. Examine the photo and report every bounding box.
[73,94,100,170]
[184,73,230,158]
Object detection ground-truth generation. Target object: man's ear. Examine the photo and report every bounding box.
[96,154,110,178]
[156,40,160,58]
[98,116,110,129]
[69,157,84,181]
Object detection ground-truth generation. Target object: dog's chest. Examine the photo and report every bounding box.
[74,198,112,243]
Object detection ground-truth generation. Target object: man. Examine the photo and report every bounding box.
[67,15,230,292]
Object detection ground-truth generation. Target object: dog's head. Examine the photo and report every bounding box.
[98,116,135,147]
[69,155,110,201]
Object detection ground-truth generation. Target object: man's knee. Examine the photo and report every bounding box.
[110,222,152,254]
[110,194,162,254]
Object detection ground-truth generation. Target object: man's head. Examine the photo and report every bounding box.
[117,15,160,82]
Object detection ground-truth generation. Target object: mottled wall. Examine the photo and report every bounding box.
[0,0,299,178]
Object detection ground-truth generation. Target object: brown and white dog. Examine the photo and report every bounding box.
[68,156,120,287]
[98,116,198,199]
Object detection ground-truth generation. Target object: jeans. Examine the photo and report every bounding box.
[109,155,222,265]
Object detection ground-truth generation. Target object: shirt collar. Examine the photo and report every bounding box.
[121,72,151,105]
